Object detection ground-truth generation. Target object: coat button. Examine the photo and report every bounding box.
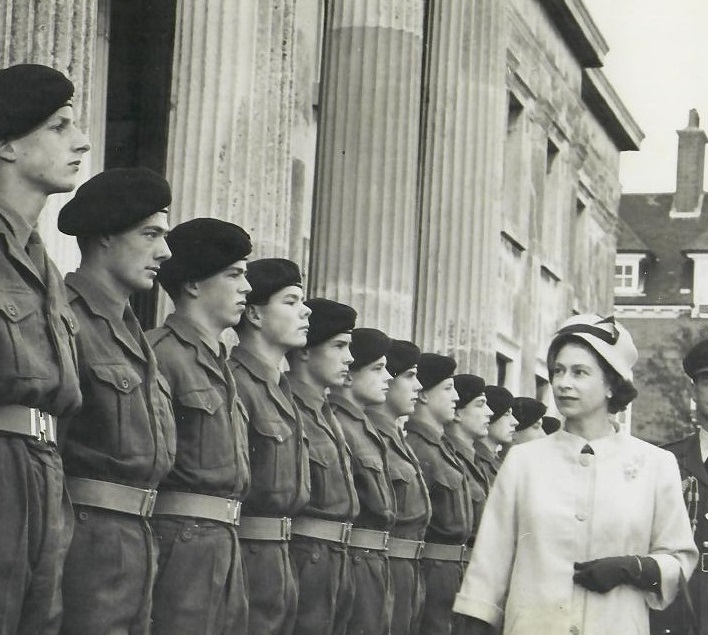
[569,626,580,635]
[575,512,587,522]
[703,541,708,549]
[7,305,16,316]
[276,434,283,442]
[204,400,212,409]
[579,455,590,467]
[121,379,129,389]
[311,552,321,563]
[180,529,193,542]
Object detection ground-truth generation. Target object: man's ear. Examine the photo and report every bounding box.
[452,410,461,422]
[183,280,199,299]
[243,303,262,329]
[0,139,17,163]
[417,389,429,405]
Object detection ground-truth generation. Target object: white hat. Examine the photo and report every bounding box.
[550,314,638,382]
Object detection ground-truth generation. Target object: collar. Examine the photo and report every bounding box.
[405,416,444,446]
[0,198,34,247]
[366,407,398,438]
[328,391,367,422]
[164,312,222,356]
[65,269,128,322]
[230,344,282,385]
[447,432,476,464]
[287,374,326,411]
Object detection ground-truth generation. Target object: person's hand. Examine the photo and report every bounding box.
[573,556,660,593]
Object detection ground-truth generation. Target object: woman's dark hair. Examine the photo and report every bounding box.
[547,334,637,414]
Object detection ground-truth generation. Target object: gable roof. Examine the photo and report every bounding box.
[617,193,708,304]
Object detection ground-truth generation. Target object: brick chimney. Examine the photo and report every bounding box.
[672,109,707,217]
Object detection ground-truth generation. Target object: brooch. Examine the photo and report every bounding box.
[622,453,645,480]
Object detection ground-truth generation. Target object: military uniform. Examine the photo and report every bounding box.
[229,345,310,635]
[447,435,487,543]
[330,392,396,635]
[289,376,359,635]
[406,418,474,635]
[472,440,501,494]
[148,312,251,634]
[369,409,432,635]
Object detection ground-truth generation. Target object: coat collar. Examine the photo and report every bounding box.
[163,313,225,384]
[0,203,45,287]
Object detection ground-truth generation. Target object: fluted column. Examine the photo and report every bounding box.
[415,0,507,376]
[310,0,424,338]
[0,0,98,273]
[165,0,296,259]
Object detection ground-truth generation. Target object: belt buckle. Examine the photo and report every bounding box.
[459,545,468,564]
[280,517,292,541]
[340,522,353,546]
[30,409,55,443]
[140,489,157,517]
[228,500,242,526]
[702,553,708,573]
[415,541,425,559]
[381,531,390,551]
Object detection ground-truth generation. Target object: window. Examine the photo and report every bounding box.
[496,353,509,387]
[614,254,645,295]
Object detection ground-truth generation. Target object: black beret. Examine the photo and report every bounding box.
[157,218,251,292]
[245,258,302,305]
[0,64,74,139]
[541,416,561,435]
[417,353,457,391]
[485,385,514,423]
[58,167,171,236]
[304,298,357,347]
[453,374,486,410]
[350,328,392,371]
[683,339,708,380]
[512,397,547,431]
[386,340,421,376]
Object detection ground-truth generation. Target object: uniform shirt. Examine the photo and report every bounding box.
[455,430,698,635]
[329,392,396,531]
[446,433,488,542]
[288,375,358,522]
[367,408,431,541]
[60,270,175,488]
[405,417,473,545]
[228,345,309,517]
[473,439,502,490]
[0,202,81,417]
[148,313,250,499]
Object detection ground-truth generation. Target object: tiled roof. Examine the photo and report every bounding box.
[617,193,708,305]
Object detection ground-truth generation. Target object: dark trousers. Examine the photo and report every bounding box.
[419,559,468,635]
[60,507,157,635]
[241,540,298,635]
[389,558,425,635]
[151,517,248,635]
[290,536,354,635]
[0,438,73,635]
[347,548,392,635]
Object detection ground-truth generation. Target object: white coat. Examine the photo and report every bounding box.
[453,430,698,635]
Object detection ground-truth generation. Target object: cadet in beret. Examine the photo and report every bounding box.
[57,167,176,634]
[0,63,89,634]
[511,397,547,446]
[405,354,474,635]
[366,339,432,635]
[285,298,359,635]
[146,218,253,634]
[474,385,517,487]
[329,328,397,635]
[447,375,492,538]
[228,258,311,635]
[541,415,562,435]
[654,338,708,635]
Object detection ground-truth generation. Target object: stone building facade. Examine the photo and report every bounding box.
[2,0,641,398]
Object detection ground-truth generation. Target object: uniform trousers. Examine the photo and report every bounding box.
[151,517,248,635]
[419,559,470,635]
[60,507,157,635]
[0,438,73,635]
[241,539,298,635]
[290,536,354,635]
[389,558,425,635]
[347,548,392,635]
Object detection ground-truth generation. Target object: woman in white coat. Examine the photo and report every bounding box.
[453,314,698,635]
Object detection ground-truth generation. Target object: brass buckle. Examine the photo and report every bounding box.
[415,541,426,559]
[340,522,353,546]
[381,531,390,551]
[459,545,469,564]
[280,517,292,541]
[31,409,56,443]
[701,553,708,573]
[228,500,242,526]
[140,489,157,517]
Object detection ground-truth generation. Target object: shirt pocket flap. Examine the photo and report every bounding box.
[309,440,335,468]
[251,416,293,444]
[389,464,412,483]
[433,468,463,491]
[358,453,384,473]
[177,386,223,415]
[91,363,143,394]
[0,291,37,323]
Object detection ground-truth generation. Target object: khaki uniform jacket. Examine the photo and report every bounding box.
[228,345,309,517]
[148,313,250,499]
[61,270,175,488]
[447,434,488,542]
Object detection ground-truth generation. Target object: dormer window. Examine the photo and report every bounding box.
[614,254,645,295]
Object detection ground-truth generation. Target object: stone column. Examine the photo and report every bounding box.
[0,0,98,272]
[165,0,296,259]
[415,0,507,376]
[309,0,425,338]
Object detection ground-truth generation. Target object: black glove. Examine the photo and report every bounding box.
[573,556,661,594]
[455,616,495,635]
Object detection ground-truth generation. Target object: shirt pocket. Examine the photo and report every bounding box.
[177,386,231,469]
[309,437,339,506]
[389,462,412,513]
[90,362,151,458]
[357,452,391,510]
[0,288,45,379]
[431,467,465,531]
[249,415,295,492]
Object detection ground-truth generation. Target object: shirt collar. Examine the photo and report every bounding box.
[287,374,326,410]
[231,344,282,385]
[0,199,35,247]
[65,269,128,322]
